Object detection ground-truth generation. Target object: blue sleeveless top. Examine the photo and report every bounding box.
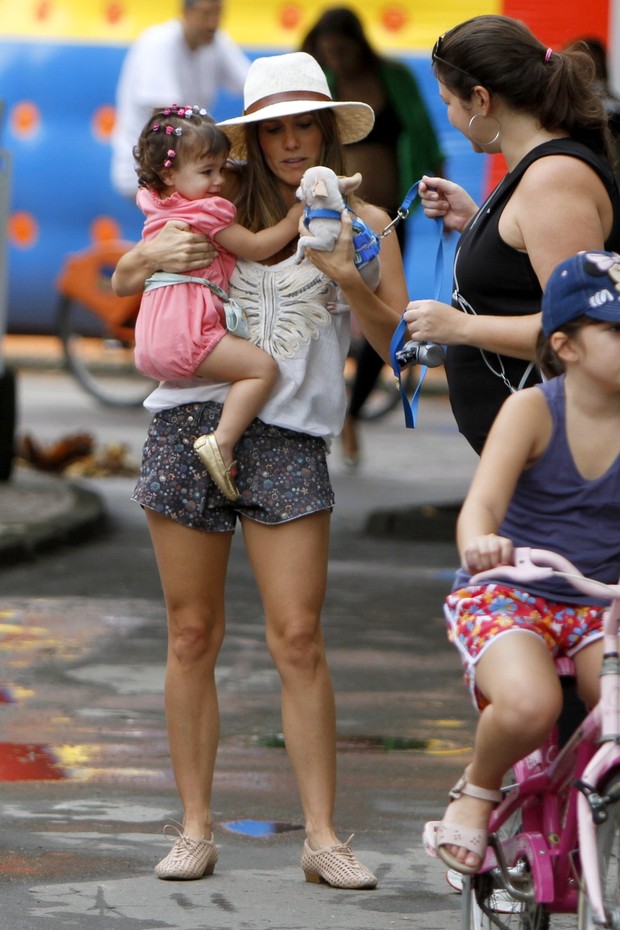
[455,376,620,605]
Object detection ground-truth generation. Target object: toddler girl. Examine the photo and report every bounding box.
[133,104,301,501]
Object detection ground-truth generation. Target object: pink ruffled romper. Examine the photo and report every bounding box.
[134,189,237,381]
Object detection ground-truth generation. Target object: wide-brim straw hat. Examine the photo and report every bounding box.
[218,52,375,159]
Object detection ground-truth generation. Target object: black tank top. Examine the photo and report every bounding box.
[446,139,620,454]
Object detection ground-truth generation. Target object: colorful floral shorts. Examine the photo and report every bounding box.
[132,402,335,531]
[444,583,605,709]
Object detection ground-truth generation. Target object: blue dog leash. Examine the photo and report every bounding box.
[305,181,445,428]
[387,180,445,429]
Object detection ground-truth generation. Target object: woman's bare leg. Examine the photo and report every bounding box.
[441,632,563,871]
[146,509,232,839]
[242,511,340,849]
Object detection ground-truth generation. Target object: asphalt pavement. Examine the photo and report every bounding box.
[0,344,482,930]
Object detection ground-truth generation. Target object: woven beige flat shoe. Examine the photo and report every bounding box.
[193,433,239,501]
[155,823,218,880]
[300,834,378,889]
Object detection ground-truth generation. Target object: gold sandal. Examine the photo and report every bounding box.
[193,433,239,501]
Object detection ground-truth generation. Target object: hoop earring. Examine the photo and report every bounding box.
[468,113,501,146]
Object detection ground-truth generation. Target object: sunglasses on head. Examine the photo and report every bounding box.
[432,33,478,82]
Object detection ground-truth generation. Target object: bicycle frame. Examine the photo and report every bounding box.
[478,704,601,912]
[463,548,620,929]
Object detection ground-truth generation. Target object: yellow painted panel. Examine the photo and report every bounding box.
[0,0,500,50]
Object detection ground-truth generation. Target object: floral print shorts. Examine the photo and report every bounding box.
[444,583,605,709]
[132,402,335,531]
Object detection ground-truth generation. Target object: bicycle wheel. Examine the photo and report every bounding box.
[469,866,549,930]
[465,802,549,930]
[58,296,155,407]
[578,770,620,930]
[344,361,418,421]
[357,364,409,421]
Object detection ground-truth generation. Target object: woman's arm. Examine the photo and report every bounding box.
[403,299,542,360]
[404,157,613,360]
[305,206,407,361]
[507,155,612,288]
[456,388,550,572]
[111,222,215,296]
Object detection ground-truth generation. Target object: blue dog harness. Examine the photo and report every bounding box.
[302,204,380,269]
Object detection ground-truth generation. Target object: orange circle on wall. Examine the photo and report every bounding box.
[10,102,41,139]
[35,1,51,21]
[106,3,124,25]
[90,217,122,244]
[280,4,302,30]
[93,105,116,141]
[382,6,408,32]
[8,212,38,248]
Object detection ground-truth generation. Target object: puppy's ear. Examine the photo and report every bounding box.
[338,172,362,195]
[312,178,329,198]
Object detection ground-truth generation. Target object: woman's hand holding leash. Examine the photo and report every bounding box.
[419,175,478,233]
[403,298,469,346]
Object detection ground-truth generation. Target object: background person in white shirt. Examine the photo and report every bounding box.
[111,0,250,198]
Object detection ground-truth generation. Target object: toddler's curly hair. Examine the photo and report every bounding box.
[133,104,231,194]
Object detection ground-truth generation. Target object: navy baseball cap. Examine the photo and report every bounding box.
[542,250,620,336]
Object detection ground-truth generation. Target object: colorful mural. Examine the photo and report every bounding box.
[0,0,615,332]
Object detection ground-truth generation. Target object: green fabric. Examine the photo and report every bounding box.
[325,58,444,206]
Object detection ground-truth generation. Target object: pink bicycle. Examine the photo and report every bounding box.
[432,547,620,930]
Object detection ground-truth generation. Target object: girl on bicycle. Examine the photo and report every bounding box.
[431,249,620,876]
[132,104,302,501]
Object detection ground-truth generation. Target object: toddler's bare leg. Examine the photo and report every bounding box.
[194,336,278,499]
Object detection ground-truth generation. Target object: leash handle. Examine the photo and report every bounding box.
[388,180,445,429]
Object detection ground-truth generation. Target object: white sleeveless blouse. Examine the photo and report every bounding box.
[143,256,351,442]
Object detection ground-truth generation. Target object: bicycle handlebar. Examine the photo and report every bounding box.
[470,547,620,601]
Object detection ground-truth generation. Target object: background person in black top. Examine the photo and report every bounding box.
[578,36,620,186]
[402,14,620,455]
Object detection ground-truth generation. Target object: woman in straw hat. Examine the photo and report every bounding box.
[112,51,407,887]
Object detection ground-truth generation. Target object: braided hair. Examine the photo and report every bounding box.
[133,104,231,194]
